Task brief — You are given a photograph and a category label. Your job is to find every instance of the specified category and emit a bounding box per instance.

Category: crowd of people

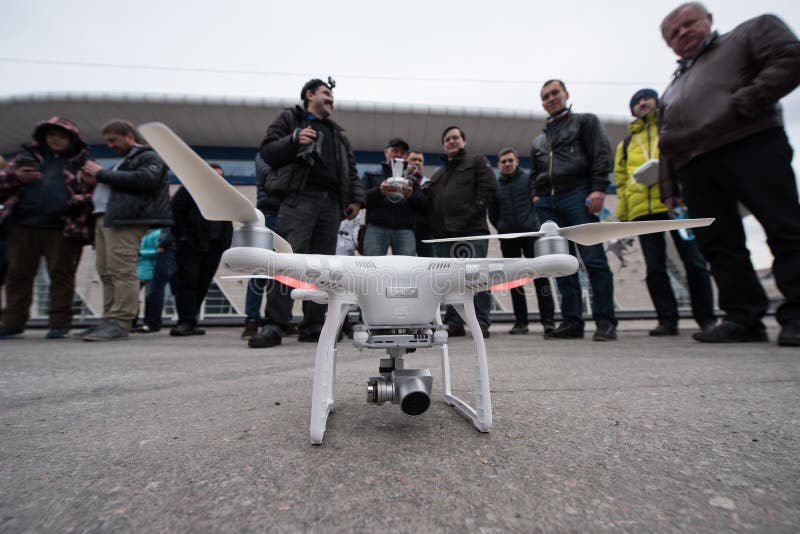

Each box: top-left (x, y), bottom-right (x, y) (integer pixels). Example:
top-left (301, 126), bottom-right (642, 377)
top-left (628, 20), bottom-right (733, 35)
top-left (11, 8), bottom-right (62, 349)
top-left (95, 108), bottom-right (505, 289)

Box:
top-left (0, 3), bottom-right (798, 347)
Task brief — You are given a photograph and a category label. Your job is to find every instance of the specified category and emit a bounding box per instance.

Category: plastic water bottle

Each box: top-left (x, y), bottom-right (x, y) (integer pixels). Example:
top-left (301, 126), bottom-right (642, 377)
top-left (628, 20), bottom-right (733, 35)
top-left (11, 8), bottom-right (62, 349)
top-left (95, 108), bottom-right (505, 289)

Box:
top-left (673, 205), bottom-right (695, 241)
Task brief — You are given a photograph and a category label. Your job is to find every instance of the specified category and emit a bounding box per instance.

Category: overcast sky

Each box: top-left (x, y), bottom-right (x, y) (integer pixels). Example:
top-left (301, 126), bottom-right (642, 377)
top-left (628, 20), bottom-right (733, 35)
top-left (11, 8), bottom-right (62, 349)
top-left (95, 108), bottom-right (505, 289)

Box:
top-left (1, 0), bottom-right (798, 268)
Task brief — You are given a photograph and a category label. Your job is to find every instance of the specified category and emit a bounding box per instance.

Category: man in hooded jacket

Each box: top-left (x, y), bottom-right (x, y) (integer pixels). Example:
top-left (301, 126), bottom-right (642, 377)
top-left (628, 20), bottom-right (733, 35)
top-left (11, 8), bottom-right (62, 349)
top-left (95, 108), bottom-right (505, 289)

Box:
top-left (0, 117), bottom-right (94, 339)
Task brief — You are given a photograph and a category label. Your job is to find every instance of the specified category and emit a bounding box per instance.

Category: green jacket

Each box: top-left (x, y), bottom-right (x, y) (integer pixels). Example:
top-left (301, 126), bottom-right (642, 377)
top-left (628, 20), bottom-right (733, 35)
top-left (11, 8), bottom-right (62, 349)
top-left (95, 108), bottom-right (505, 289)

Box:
top-left (614, 111), bottom-right (666, 221)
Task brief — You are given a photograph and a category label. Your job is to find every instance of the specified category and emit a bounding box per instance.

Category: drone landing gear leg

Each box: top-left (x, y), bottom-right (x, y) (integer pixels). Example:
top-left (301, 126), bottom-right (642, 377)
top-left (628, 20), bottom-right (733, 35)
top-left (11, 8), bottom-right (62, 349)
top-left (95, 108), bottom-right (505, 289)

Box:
top-left (440, 299), bottom-right (493, 433)
top-left (309, 297), bottom-right (353, 445)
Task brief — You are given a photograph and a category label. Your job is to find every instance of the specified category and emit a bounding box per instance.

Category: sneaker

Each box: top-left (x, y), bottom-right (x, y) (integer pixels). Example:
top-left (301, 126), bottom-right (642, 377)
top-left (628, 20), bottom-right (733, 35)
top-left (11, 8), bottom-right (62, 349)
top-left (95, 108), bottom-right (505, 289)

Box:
top-left (249, 324), bottom-right (282, 348)
top-left (509, 323), bottom-right (529, 335)
top-left (480, 324), bottom-right (491, 339)
top-left (546, 322), bottom-right (584, 339)
top-left (45, 327), bottom-right (70, 339)
top-left (170, 323), bottom-right (205, 336)
top-left (446, 324), bottom-right (466, 337)
top-left (593, 323), bottom-right (618, 341)
top-left (0, 327), bottom-right (24, 339)
top-left (83, 322), bottom-right (129, 342)
top-left (542, 320), bottom-right (556, 336)
top-left (692, 320), bottom-right (768, 343)
top-left (298, 324), bottom-right (323, 343)
top-left (777, 321), bottom-right (800, 347)
top-left (241, 319), bottom-right (260, 339)
top-left (72, 324), bottom-right (102, 339)
top-left (649, 322), bottom-right (678, 336)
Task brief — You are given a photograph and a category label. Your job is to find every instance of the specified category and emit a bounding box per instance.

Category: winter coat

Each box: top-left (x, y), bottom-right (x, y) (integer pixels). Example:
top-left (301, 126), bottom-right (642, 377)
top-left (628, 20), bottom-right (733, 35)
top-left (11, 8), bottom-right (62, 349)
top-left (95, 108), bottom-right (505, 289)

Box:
top-left (530, 112), bottom-right (613, 197)
top-left (427, 150), bottom-right (497, 237)
top-left (489, 168), bottom-right (541, 233)
top-left (0, 116), bottom-right (94, 243)
top-left (659, 14), bottom-right (800, 199)
top-left (259, 106), bottom-right (365, 217)
top-left (614, 111), bottom-right (666, 222)
top-left (96, 145), bottom-right (173, 228)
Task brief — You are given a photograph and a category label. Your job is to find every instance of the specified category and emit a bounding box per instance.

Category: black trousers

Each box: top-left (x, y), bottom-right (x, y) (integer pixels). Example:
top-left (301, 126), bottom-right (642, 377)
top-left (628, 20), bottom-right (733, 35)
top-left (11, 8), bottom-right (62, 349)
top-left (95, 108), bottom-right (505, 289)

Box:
top-left (264, 191), bottom-right (340, 331)
top-left (677, 127), bottom-right (800, 327)
top-left (637, 213), bottom-right (714, 328)
top-left (174, 240), bottom-right (227, 326)
top-left (499, 237), bottom-right (555, 325)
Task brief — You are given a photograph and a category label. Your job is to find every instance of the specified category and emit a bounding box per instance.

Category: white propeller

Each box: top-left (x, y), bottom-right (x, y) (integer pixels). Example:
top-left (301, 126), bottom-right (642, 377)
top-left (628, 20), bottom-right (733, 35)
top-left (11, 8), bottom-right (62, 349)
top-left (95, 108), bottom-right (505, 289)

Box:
top-left (138, 122), bottom-right (293, 254)
top-left (423, 218), bottom-right (714, 246)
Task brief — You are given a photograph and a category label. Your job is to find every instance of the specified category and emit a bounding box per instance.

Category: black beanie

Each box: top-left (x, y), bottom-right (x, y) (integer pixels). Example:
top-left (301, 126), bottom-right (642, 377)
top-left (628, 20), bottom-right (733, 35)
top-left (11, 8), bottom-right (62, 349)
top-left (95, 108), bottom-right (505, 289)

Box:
top-left (629, 88), bottom-right (659, 115)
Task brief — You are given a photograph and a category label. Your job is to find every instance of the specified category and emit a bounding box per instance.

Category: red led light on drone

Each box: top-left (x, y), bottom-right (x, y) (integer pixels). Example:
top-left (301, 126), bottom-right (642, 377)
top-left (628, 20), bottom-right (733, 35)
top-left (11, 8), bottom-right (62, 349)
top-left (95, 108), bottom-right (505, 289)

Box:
top-left (489, 277), bottom-right (533, 291)
top-left (273, 275), bottom-right (317, 290)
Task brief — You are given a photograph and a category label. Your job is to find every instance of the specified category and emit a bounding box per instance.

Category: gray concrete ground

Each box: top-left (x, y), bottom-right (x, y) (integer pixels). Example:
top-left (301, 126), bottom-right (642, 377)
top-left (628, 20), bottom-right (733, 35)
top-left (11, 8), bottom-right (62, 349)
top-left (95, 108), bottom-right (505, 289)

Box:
top-left (1, 319), bottom-right (798, 533)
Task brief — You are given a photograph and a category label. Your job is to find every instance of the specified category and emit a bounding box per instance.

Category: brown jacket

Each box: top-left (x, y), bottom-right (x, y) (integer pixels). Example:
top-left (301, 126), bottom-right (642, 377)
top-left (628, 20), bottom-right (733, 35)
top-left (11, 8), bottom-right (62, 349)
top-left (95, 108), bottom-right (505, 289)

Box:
top-left (658, 14), bottom-right (800, 199)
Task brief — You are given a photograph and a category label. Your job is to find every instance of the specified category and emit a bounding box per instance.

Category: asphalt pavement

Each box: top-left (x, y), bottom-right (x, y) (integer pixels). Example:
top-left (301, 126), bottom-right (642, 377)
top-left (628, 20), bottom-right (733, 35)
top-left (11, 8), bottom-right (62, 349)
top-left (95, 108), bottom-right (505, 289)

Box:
top-left (1, 319), bottom-right (798, 532)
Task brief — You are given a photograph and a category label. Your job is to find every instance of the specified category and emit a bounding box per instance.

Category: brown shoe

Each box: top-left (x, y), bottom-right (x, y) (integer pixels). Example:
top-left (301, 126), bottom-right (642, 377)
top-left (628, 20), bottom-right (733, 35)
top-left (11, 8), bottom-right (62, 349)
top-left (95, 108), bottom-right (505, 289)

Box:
top-left (241, 319), bottom-right (260, 339)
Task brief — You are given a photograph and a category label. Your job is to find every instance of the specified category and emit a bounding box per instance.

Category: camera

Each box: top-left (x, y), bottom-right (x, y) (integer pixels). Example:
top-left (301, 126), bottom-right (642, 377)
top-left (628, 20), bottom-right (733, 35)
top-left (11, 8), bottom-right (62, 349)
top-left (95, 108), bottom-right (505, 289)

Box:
top-left (16, 155), bottom-right (40, 170)
top-left (295, 128), bottom-right (324, 166)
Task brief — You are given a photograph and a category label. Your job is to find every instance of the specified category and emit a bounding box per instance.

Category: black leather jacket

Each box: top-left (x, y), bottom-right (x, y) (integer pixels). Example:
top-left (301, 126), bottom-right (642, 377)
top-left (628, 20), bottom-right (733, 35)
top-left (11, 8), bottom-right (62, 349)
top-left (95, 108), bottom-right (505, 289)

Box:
top-left (530, 112), bottom-right (612, 197)
top-left (95, 146), bottom-right (173, 228)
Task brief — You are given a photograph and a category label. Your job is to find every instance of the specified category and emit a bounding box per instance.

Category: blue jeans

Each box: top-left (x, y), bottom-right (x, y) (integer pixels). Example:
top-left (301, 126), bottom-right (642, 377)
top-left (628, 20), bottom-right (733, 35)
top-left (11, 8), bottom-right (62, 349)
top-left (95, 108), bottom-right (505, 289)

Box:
top-left (244, 210), bottom-right (278, 321)
top-left (435, 239), bottom-right (492, 327)
top-left (363, 224), bottom-right (416, 256)
top-left (534, 186), bottom-right (616, 329)
top-left (144, 248), bottom-right (176, 330)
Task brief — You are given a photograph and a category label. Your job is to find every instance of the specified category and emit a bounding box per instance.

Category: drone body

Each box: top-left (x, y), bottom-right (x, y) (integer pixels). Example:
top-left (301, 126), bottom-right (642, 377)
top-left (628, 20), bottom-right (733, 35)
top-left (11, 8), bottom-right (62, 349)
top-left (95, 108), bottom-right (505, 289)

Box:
top-left (221, 246), bottom-right (578, 327)
top-left (139, 122), bottom-right (713, 445)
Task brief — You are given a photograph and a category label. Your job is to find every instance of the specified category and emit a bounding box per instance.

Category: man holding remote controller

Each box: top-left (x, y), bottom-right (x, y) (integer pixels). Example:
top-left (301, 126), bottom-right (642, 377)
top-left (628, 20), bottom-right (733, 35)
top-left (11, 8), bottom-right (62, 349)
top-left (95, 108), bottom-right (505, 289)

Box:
top-left (360, 137), bottom-right (425, 257)
top-left (615, 88), bottom-right (714, 338)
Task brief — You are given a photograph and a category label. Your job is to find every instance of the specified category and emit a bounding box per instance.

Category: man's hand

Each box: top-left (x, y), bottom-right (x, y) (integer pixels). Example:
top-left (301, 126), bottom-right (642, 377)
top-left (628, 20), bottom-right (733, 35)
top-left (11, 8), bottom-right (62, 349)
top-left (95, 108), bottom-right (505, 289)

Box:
top-left (14, 166), bottom-right (42, 184)
top-left (585, 191), bottom-right (606, 214)
top-left (296, 126), bottom-right (317, 146)
top-left (82, 160), bottom-right (103, 177)
top-left (379, 179), bottom-right (393, 196)
top-left (401, 180), bottom-right (412, 199)
top-left (345, 203), bottom-right (361, 220)
top-left (663, 196), bottom-right (683, 218)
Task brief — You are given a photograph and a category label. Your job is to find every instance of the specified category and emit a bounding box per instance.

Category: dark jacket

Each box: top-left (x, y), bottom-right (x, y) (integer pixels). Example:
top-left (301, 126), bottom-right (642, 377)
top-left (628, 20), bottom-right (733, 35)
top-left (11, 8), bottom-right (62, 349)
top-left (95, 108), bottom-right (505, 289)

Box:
top-left (427, 150), bottom-right (497, 237)
top-left (361, 162), bottom-right (426, 230)
top-left (658, 14), bottom-right (800, 199)
top-left (95, 145), bottom-right (173, 228)
top-left (489, 168), bottom-right (541, 234)
top-left (0, 116), bottom-right (94, 244)
top-left (171, 186), bottom-right (233, 252)
top-left (530, 112), bottom-right (613, 197)
top-left (259, 106), bottom-right (365, 217)
top-left (254, 152), bottom-right (280, 216)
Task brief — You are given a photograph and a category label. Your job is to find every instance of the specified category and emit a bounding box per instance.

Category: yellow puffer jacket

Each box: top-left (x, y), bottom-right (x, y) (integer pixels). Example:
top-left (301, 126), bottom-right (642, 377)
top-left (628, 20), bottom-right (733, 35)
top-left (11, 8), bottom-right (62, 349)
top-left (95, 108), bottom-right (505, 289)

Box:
top-left (614, 111), bottom-right (667, 221)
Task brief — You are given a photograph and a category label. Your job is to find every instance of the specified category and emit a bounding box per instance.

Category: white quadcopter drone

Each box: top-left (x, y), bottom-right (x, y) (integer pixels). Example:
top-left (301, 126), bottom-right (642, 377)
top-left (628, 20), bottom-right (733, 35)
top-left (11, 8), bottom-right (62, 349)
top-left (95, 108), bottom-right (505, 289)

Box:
top-left (139, 123), bottom-right (713, 446)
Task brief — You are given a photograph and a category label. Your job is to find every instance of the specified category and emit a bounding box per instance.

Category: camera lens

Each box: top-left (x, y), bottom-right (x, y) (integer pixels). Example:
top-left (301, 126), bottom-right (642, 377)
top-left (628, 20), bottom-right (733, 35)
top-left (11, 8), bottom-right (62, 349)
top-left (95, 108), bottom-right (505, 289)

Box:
top-left (400, 391), bottom-right (430, 416)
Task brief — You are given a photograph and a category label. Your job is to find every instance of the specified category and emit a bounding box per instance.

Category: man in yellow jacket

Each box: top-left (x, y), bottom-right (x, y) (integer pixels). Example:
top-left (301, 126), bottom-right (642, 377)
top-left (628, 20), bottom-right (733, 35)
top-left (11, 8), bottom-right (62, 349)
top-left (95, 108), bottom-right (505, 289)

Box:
top-left (614, 88), bottom-right (715, 336)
